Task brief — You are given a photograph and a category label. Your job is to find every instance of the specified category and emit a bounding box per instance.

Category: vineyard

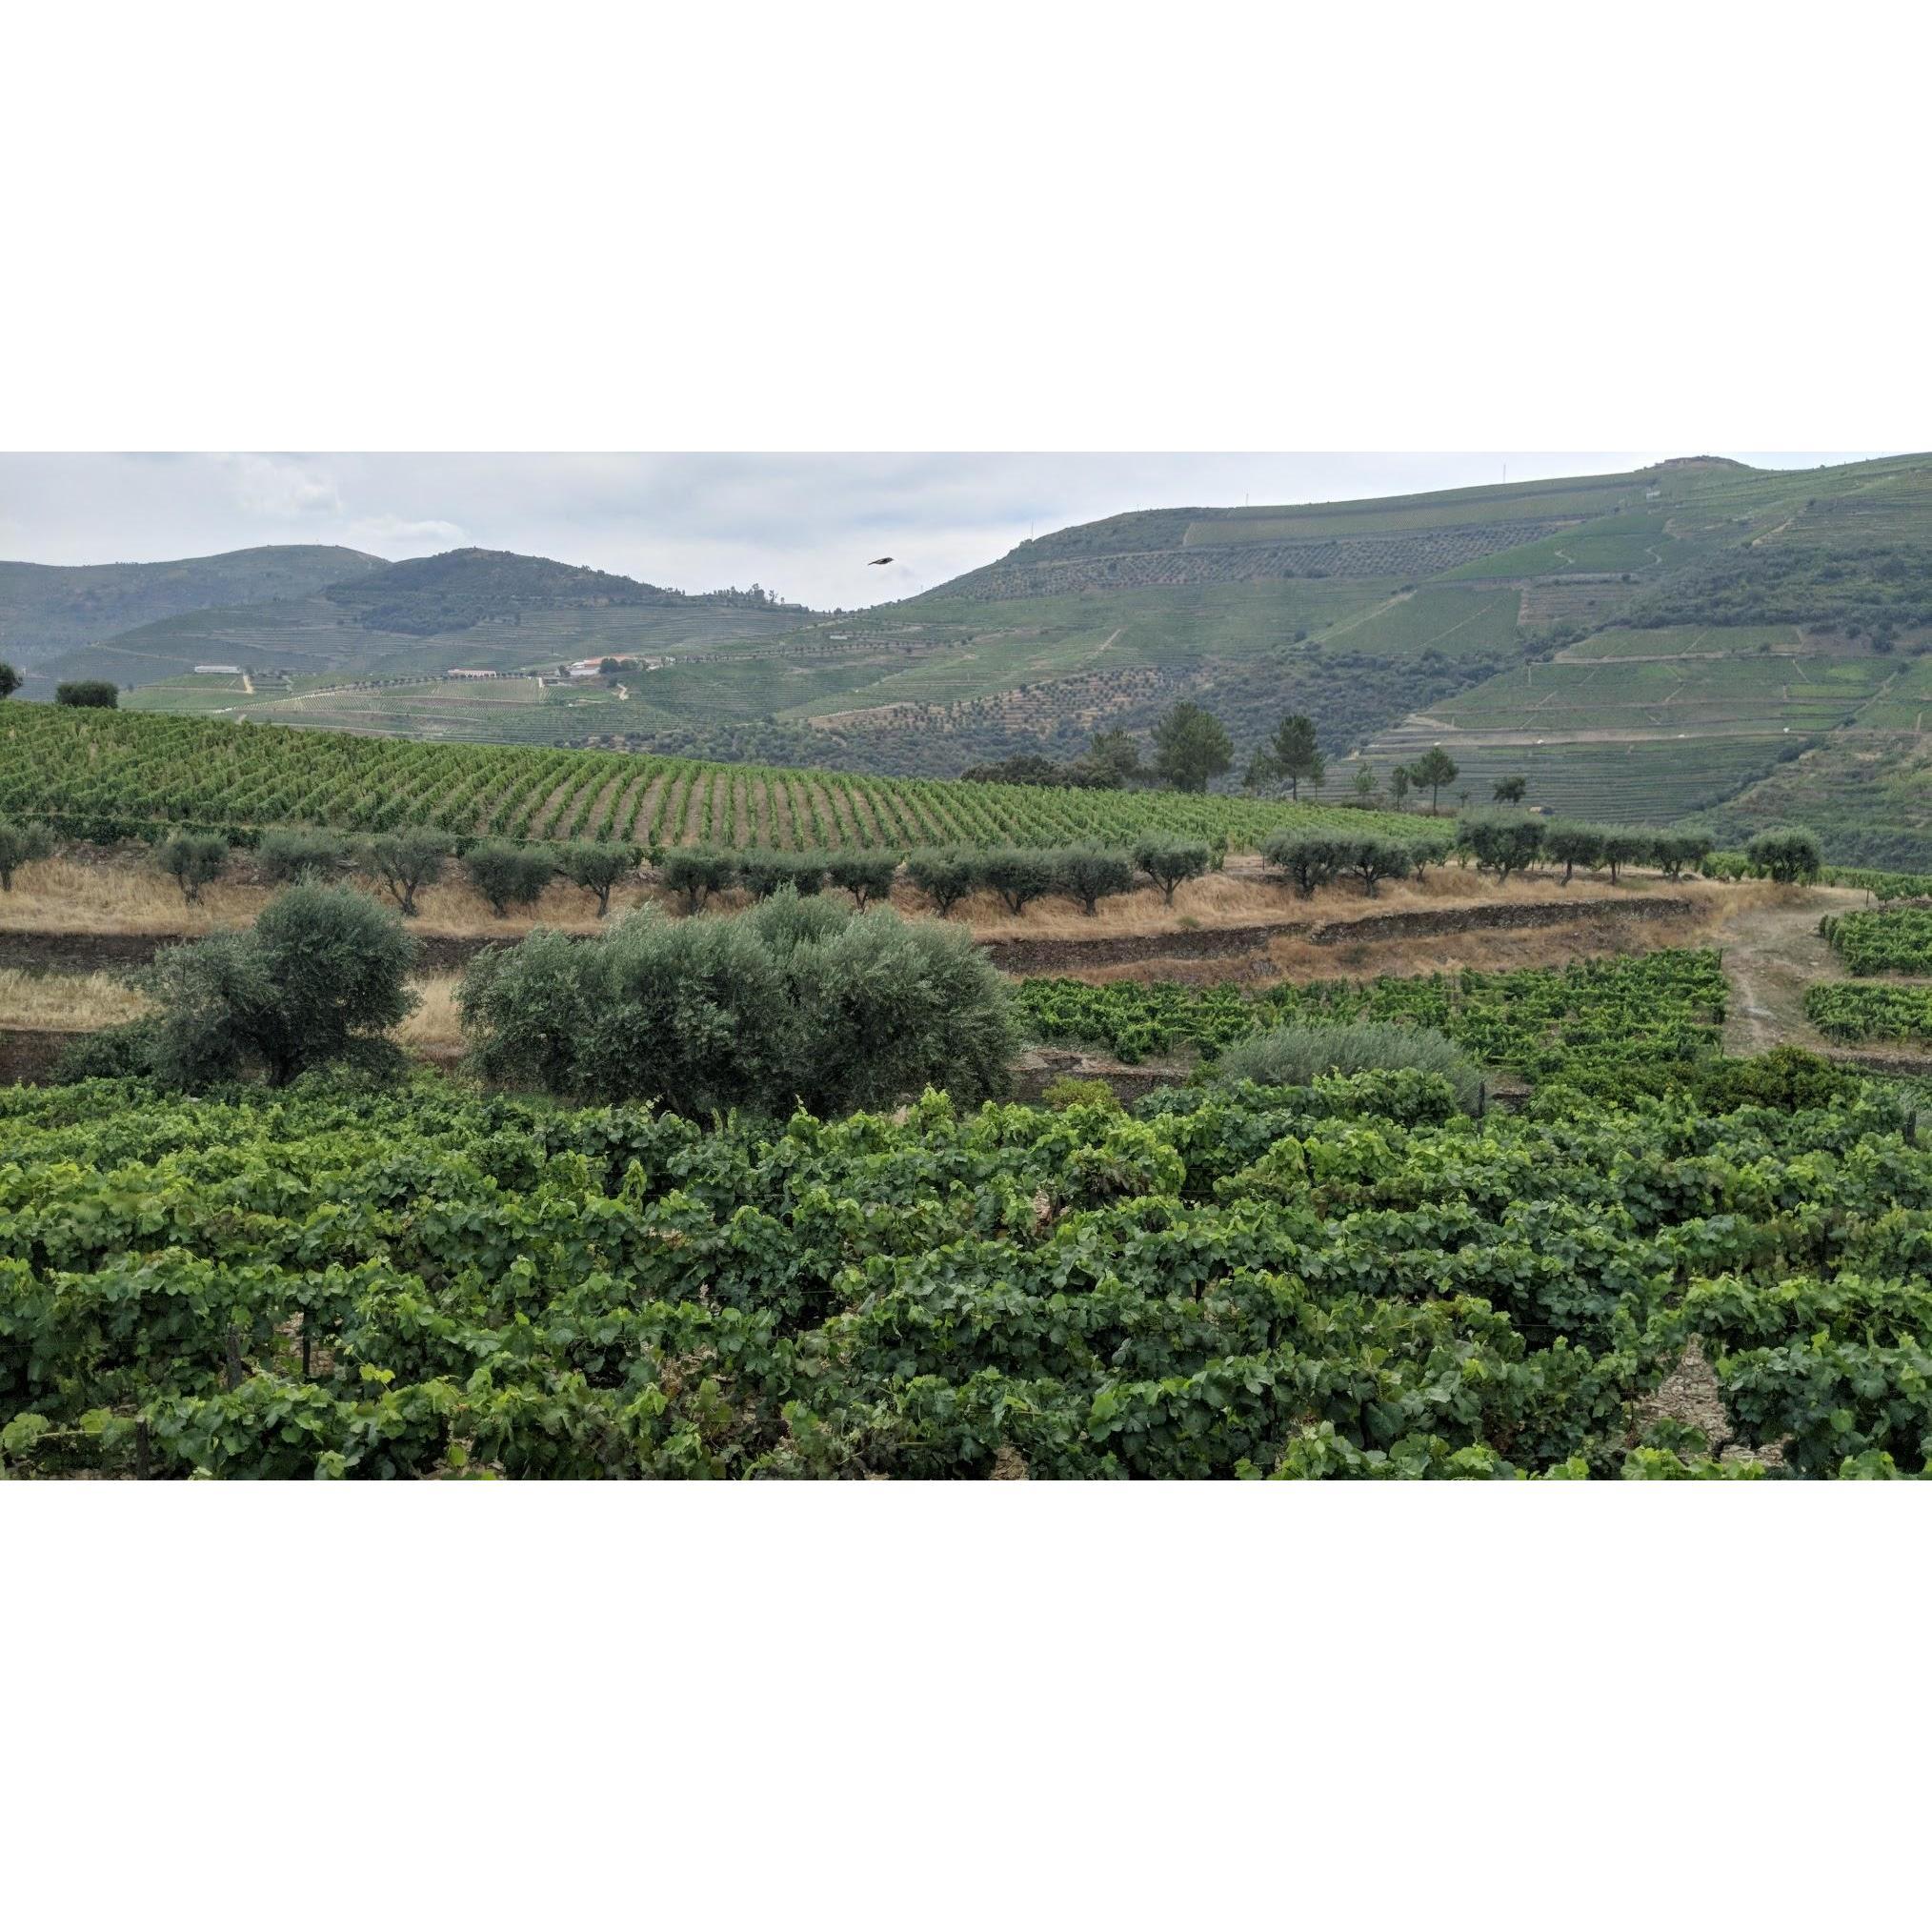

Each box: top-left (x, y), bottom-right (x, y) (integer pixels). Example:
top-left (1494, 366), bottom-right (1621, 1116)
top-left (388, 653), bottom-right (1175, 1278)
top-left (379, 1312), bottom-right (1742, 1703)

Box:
top-left (1, 1044), bottom-right (1921, 1479)
top-left (1016, 951), bottom-right (1728, 1079)
top-left (1820, 908), bottom-right (1932, 975)
top-left (1803, 983), bottom-right (1932, 1044)
top-left (0, 706), bottom-right (1412, 853)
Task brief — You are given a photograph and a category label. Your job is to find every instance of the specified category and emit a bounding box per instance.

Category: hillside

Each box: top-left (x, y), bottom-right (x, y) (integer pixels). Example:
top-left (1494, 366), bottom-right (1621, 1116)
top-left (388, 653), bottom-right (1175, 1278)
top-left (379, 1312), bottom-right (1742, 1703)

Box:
top-left (64, 548), bottom-right (812, 692)
top-left (43, 455), bottom-right (1932, 867)
top-left (321, 546), bottom-right (797, 634)
top-left (0, 545), bottom-right (386, 687)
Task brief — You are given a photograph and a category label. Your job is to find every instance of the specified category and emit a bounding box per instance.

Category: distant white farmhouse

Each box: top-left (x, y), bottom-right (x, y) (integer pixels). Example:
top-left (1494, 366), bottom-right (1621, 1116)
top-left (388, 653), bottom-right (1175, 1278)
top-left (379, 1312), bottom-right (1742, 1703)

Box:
top-left (193, 663), bottom-right (243, 674)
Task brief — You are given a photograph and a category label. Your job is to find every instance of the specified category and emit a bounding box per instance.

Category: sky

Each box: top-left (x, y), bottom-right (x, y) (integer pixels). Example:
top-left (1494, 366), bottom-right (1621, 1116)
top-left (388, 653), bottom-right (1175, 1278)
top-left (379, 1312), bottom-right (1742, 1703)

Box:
top-left (0, 453), bottom-right (1886, 614)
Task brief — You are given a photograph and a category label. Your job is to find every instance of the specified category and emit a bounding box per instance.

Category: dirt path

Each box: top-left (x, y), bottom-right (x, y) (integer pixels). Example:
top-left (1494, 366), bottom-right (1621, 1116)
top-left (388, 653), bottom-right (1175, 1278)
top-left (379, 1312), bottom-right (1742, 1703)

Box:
top-left (1712, 885), bottom-right (1862, 1053)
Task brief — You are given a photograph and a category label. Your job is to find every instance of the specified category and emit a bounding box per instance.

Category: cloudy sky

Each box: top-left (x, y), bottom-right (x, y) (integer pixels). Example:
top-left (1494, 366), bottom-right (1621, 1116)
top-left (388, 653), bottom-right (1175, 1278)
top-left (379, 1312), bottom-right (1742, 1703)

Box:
top-left (0, 453), bottom-right (1883, 613)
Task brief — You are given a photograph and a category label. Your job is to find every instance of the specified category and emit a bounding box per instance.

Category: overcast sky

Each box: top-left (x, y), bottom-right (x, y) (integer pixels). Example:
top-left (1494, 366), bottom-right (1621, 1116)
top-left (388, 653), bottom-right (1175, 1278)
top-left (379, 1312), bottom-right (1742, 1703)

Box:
top-left (0, 453), bottom-right (1884, 613)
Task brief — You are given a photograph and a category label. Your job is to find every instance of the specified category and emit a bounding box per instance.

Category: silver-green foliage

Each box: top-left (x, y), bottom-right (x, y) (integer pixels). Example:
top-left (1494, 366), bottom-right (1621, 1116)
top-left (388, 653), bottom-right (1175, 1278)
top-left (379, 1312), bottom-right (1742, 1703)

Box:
top-left (1214, 1019), bottom-right (1484, 1114)
top-left (458, 888), bottom-right (1016, 1117)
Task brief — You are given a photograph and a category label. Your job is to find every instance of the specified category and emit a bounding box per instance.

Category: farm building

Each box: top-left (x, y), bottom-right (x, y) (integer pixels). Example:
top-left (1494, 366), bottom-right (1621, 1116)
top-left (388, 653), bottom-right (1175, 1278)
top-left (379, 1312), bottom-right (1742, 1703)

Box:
top-left (193, 663), bottom-right (243, 674)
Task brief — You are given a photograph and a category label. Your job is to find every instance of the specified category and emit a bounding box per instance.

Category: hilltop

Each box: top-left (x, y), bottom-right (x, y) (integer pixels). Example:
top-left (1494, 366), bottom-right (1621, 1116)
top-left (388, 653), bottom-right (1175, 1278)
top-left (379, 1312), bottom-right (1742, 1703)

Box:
top-left (322, 547), bottom-right (798, 635)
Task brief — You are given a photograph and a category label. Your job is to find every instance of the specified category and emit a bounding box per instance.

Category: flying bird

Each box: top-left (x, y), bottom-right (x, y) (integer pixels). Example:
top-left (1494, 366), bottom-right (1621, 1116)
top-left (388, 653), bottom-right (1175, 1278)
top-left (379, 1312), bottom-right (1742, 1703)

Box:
top-left (868, 555), bottom-right (894, 566)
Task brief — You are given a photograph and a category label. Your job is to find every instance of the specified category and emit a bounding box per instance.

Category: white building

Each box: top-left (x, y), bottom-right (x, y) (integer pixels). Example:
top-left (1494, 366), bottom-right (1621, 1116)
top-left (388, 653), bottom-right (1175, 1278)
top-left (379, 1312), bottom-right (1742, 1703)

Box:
top-left (193, 663), bottom-right (243, 674)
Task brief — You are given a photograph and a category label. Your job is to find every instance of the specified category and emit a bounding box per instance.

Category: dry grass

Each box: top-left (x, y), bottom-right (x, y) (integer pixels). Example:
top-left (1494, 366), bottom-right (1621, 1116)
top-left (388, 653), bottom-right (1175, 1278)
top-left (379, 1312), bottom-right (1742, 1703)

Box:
top-left (395, 976), bottom-right (466, 1055)
top-left (0, 967), bottom-right (153, 1031)
top-left (0, 857), bottom-right (266, 936)
top-left (2, 849), bottom-right (1741, 956)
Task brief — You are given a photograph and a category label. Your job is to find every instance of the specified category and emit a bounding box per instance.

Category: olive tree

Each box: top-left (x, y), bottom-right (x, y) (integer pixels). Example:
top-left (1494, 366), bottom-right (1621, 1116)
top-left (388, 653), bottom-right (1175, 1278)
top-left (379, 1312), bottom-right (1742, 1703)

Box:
top-left (738, 849), bottom-right (825, 899)
top-left (980, 847), bottom-right (1057, 916)
top-left (157, 832), bottom-right (229, 904)
top-left (659, 845), bottom-right (737, 914)
top-left (1544, 822), bottom-right (1605, 886)
top-left (555, 840), bottom-right (638, 916)
top-left (1131, 834), bottom-right (1211, 905)
top-left (141, 884), bottom-right (417, 1089)
top-left (0, 818), bottom-right (54, 891)
top-left (1261, 829), bottom-right (1352, 898)
top-left (1748, 826), bottom-right (1822, 883)
top-left (1458, 812), bottom-right (1546, 884)
top-left (464, 839), bottom-right (554, 917)
top-left (1600, 827), bottom-right (1655, 884)
top-left (1055, 846), bottom-right (1137, 916)
top-left (458, 889), bottom-right (1015, 1117)
top-left (358, 827), bottom-right (449, 916)
top-left (906, 848), bottom-right (978, 916)
top-left (824, 850), bottom-right (898, 909)
top-left (257, 827), bottom-right (350, 885)
top-left (1343, 835), bottom-right (1413, 897)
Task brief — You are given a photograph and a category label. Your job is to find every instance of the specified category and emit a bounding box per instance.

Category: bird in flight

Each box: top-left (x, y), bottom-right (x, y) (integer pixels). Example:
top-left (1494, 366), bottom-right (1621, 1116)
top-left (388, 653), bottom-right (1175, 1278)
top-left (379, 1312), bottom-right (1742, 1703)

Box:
top-left (868, 555), bottom-right (894, 566)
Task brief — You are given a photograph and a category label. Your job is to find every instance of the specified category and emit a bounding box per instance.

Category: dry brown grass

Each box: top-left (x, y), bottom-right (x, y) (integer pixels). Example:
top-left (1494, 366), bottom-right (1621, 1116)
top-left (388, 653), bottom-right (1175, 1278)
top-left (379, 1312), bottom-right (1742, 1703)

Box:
top-left (395, 976), bottom-right (466, 1055)
top-left (0, 857), bottom-right (267, 936)
top-left (1, 849), bottom-right (1743, 957)
top-left (0, 967), bottom-right (154, 1031)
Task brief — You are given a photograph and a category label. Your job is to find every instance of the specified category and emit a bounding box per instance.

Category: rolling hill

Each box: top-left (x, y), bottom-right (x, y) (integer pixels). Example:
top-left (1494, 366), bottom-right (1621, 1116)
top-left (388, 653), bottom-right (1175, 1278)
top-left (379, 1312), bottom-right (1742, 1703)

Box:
top-left (53, 548), bottom-right (810, 692)
top-left (0, 544), bottom-right (386, 687)
top-left (33, 453), bottom-right (1932, 866)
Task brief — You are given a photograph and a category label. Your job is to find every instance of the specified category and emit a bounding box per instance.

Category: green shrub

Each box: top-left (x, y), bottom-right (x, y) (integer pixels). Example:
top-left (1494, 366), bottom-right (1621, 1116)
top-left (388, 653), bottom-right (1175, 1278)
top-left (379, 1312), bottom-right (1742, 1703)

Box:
top-left (555, 840), bottom-right (638, 916)
top-left (906, 847), bottom-right (978, 916)
top-left (659, 845), bottom-right (736, 914)
top-left (824, 849), bottom-right (898, 908)
top-left (458, 889), bottom-right (1015, 1117)
top-left (1748, 825), bottom-right (1823, 883)
top-left (1213, 1020), bottom-right (1483, 1114)
top-left (0, 818), bottom-right (54, 892)
top-left (464, 839), bottom-right (554, 916)
top-left (157, 832), bottom-right (229, 904)
top-left (53, 1017), bottom-right (162, 1082)
top-left (1055, 845), bottom-right (1137, 916)
top-left (54, 679), bottom-right (117, 709)
top-left (141, 883), bottom-right (418, 1089)
top-left (356, 827), bottom-right (449, 916)
top-left (257, 827), bottom-right (350, 885)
